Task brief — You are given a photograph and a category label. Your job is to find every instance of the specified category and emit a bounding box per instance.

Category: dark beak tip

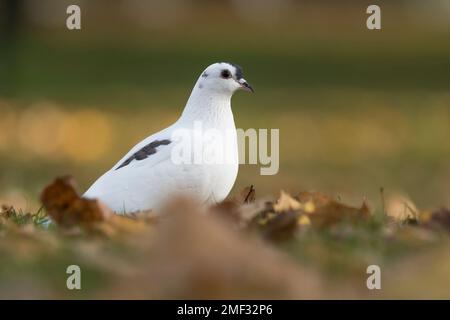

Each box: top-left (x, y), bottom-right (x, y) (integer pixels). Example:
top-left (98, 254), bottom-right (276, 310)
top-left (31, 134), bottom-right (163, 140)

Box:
top-left (244, 82), bottom-right (254, 93)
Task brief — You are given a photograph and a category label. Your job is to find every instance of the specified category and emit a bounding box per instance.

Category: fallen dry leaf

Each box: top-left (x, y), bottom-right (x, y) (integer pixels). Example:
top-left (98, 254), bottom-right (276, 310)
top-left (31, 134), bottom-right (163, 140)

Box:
top-left (40, 176), bottom-right (112, 228)
top-left (421, 207), bottom-right (450, 232)
top-left (262, 210), bottom-right (301, 241)
top-left (297, 191), bottom-right (370, 228)
top-left (40, 176), bottom-right (148, 235)
top-left (246, 191), bottom-right (370, 241)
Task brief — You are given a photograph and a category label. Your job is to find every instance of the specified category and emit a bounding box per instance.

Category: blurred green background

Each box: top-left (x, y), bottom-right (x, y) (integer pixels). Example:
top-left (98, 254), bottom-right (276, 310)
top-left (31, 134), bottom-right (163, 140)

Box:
top-left (1, 0), bottom-right (449, 212)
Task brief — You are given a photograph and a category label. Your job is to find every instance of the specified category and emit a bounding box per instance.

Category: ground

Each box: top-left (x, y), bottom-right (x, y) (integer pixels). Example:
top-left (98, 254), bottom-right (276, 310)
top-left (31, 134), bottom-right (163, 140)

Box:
top-left (1, 178), bottom-right (449, 299)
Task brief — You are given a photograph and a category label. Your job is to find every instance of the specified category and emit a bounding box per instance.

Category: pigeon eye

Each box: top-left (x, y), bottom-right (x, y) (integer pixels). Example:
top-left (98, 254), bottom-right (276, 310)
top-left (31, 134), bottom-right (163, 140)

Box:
top-left (221, 70), bottom-right (231, 79)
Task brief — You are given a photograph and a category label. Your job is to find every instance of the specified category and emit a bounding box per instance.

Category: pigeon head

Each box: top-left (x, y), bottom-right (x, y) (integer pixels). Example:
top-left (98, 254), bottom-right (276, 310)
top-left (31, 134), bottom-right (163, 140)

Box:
top-left (197, 62), bottom-right (254, 95)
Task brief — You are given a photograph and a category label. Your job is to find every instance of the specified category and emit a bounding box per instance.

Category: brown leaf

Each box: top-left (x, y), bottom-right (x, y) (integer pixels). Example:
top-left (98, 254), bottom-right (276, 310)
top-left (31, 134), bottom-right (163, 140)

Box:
top-left (297, 191), bottom-right (333, 208)
top-left (421, 208), bottom-right (450, 232)
top-left (40, 176), bottom-right (112, 228)
top-left (263, 210), bottom-right (301, 242)
top-left (41, 176), bottom-right (150, 236)
top-left (297, 191), bottom-right (370, 228)
top-left (250, 191), bottom-right (370, 240)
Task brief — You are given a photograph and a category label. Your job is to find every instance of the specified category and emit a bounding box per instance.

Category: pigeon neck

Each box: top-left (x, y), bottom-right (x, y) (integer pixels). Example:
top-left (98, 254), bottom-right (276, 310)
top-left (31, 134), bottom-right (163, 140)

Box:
top-left (179, 86), bottom-right (234, 128)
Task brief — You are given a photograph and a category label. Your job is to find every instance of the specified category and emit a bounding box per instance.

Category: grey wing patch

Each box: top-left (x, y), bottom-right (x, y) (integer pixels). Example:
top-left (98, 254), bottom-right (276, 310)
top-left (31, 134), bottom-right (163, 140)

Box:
top-left (115, 139), bottom-right (171, 170)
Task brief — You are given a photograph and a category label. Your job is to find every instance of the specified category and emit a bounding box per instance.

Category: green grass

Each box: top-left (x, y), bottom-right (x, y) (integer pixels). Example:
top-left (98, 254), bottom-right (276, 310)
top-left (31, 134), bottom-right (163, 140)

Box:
top-left (0, 205), bottom-right (49, 228)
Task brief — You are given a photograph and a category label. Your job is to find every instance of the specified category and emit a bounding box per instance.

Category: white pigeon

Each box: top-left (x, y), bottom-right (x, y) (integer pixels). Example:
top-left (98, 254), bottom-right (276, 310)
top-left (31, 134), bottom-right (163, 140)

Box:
top-left (83, 62), bottom-right (253, 213)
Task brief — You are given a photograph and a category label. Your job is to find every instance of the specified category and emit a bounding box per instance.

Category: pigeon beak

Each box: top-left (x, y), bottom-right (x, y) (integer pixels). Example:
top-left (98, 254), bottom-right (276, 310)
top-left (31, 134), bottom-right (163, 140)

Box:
top-left (238, 78), bottom-right (254, 93)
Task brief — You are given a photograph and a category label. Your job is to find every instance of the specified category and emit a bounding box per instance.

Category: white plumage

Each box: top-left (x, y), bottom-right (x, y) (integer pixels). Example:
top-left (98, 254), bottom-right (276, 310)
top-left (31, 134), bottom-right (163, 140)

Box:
top-left (83, 62), bottom-right (253, 213)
